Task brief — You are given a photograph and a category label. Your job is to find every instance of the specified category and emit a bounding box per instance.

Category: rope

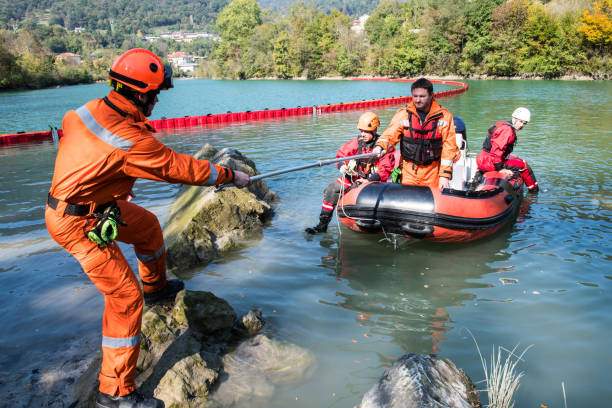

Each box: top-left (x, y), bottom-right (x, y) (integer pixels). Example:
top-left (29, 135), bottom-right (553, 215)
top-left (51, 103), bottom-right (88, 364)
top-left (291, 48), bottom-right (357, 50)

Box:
top-left (335, 179), bottom-right (400, 249)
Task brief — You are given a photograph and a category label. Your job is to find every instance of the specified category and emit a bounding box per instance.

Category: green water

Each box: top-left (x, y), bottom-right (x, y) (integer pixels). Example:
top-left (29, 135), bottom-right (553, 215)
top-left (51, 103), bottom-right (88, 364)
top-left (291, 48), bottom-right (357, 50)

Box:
top-left (0, 79), bottom-right (610, 407)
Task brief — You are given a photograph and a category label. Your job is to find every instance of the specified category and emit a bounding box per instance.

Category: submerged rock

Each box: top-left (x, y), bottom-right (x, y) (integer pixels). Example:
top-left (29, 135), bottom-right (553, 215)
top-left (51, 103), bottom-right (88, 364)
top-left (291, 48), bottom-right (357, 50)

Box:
top-left (71, 290), bottom-right (316, 407)
top-left (164, 145), bottom-right (278, 275)
top-left (211, 335), bottom-right (316, 406)
top-left (359, 354), bottom-right (480, 408)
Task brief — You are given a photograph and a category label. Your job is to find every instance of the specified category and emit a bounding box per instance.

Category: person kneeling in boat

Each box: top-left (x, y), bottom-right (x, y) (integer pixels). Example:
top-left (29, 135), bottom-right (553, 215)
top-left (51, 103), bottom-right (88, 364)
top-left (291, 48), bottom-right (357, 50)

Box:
top-left (476, 107), bottom-right (539, 193)
top-left (372, 78), bottom-right (458, 189)
top-left (305, 112), bottom-right (396, 234)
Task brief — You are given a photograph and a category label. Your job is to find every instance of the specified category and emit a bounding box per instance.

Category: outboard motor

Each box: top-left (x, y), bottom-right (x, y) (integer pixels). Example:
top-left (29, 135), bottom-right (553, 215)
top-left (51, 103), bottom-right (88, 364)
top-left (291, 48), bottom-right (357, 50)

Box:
top-left (450, 116), bottom-right (475, 190)
top-left (454, 116), bottom-right (467, 151)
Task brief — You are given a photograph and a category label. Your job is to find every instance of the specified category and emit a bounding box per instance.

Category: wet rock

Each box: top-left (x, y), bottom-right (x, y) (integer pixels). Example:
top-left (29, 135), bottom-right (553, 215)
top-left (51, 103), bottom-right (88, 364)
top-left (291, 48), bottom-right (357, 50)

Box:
top-left (241, 310), bottom-right (264, 335)
top-left (171, 290), bottom-right (237, 334)
top-left (211, 334), bottom-right (317, 406)
top-left (153, 352), bottom-right (219, 406)
top-left (164, 145), bottom-right (278, 275)
top-left (71, 290), bottom-right (316, 408)
top-left (359, 354), bottom-right (480, 408)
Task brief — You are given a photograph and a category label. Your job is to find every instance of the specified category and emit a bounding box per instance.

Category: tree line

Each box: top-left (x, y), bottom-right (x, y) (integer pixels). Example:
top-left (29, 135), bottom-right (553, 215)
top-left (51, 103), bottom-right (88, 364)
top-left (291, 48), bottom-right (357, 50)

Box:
top-left (212, 0), bottom-right (611, 79)
top-left (0, 0), bottom-right (610, 90)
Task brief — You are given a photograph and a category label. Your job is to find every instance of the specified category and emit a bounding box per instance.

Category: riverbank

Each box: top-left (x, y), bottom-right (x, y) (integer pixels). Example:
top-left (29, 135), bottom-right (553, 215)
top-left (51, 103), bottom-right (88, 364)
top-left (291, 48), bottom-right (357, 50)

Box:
top-left (2, 71), bottom-right (608, 93)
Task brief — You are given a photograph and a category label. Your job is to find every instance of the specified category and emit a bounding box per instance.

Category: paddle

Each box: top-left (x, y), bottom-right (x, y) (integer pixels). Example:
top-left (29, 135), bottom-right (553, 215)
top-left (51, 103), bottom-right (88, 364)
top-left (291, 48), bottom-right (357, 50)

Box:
top-left (220, 152), bottom-right (378, 187)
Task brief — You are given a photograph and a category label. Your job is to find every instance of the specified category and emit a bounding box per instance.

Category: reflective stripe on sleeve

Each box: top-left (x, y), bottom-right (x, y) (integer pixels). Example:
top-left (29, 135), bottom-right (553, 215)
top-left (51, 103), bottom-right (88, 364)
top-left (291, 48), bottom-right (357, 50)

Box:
top-left (135, 244), bottom-right (165, 264)
top-left (75, 106), bottom-right (133, 151)
top-left (102, 333), bottom-right (141, 349)
top-left (441, 159), bottom-right (454, 167)
top-left (205, 164), bottom-right (219, 186)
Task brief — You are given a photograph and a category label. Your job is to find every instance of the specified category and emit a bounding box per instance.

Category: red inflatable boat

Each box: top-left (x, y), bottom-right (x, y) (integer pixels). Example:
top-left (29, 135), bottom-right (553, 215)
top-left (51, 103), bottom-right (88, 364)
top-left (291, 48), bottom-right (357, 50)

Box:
top-left (338, 159), bottom-right (524, 243)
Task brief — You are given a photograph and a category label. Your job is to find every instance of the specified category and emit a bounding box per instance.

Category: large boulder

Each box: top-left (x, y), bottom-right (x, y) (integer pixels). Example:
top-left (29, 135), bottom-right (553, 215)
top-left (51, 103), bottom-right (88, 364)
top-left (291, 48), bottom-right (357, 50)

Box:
top-left (359, 354), bottom-right (481, 408)
top-left (71, 290), bottom-right (316, 408)
top-left (164, 145), bottom-right (278, 275)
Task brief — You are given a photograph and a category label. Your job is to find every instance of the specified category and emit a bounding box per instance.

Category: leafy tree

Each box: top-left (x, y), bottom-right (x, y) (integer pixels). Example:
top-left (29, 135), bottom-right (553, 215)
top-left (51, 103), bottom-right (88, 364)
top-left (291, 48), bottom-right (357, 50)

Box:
top-left (578, 0), bottom-right (612, 51)
top-left (273, 31), bottom-right (292, 78)
top-left (364, 0), bottom-right (404, 45)
top-left (216, 0), bottom-right (262, 42)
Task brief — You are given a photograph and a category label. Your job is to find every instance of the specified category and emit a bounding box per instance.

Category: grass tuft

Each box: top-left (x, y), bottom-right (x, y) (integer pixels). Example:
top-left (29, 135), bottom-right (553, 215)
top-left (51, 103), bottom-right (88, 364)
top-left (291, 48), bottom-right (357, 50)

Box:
top-left (467, 329), bottom-right (533, 408)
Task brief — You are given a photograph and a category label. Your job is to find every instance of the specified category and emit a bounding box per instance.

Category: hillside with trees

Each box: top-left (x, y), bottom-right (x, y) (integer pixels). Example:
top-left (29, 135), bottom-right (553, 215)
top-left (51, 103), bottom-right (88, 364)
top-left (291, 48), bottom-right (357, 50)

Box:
top-left (0, 0), bottom-right (229, 33)
top-left (0, 0), bottom-right (610, 90)
top-left (212, 0), bottom-right (610, 79)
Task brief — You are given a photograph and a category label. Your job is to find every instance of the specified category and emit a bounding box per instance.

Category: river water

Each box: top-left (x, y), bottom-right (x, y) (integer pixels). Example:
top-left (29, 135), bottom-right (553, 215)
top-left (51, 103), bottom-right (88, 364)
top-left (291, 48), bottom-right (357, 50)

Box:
top-left (0, 79), bottom-right (610, 407)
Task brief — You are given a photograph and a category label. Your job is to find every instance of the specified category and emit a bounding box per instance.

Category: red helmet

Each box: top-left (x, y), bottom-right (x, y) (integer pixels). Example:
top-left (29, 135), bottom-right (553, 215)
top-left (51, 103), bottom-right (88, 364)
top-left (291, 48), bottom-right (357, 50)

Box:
top-left (108, 48), bottom-right (173, 93)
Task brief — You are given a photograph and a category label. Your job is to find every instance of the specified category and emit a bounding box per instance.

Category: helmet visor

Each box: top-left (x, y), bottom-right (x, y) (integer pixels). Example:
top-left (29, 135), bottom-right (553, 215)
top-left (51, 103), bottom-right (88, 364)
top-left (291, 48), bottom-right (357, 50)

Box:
top-left (160, 64), bottom-right (174, 90)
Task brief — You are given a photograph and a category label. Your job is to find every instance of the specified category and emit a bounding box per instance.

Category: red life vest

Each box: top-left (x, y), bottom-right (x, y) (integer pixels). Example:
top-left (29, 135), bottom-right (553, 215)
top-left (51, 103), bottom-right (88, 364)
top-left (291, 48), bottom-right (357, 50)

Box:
top-left (483, 121), bottom-right (516, 159)
top-left (400, 111), bottom-right (443, 165)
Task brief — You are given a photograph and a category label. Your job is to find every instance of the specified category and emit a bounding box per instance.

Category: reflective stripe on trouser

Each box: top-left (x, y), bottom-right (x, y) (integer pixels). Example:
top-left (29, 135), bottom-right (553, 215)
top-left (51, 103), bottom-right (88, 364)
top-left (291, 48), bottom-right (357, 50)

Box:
top-left (504, 157), bottom-right (538, 190)
top-left (400, 160), bottom-right (441, 187)
top-left (45, 200), bottom-right (167, 396)
top-left (323, 179), bottom-right (351, 209)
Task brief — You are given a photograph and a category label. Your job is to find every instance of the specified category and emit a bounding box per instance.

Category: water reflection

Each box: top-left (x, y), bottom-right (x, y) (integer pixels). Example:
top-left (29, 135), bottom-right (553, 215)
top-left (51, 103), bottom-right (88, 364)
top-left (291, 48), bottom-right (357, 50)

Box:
top-left (317, 227), bottom-right (517, 355)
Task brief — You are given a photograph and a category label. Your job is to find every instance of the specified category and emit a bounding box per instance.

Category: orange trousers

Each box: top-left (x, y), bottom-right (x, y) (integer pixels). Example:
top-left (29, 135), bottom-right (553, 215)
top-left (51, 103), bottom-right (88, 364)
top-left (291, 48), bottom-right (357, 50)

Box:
top-left (400, 160), bottom-right (441, 187)
top-left (45, 200), bottom-right (167, 396)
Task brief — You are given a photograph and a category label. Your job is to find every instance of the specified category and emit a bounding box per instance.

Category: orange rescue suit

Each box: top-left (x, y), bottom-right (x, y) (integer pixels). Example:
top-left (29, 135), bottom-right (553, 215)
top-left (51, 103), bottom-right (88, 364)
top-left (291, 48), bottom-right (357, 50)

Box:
top-left (45, 90), bottom-right (234, 396)
top-left (376, 99), bottom-right (457, 186)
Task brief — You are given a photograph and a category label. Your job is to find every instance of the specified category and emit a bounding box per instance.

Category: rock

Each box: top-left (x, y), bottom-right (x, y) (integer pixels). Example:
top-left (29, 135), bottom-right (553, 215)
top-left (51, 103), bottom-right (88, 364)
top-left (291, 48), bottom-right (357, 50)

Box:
top-left (71, 291), bottom-right (316, 408)
top-left (359, 354), bottom-right (480, 408)
top-left (164, 145), bottom-right (277, 274)
top-left (171, 290), bottom-right (237, 334)
top-left (241, 310), bottom-right (264, 335)
top-left (153, 352), bottom-right (219, 406)
top-left (211, 335), bottom-right (317, 406)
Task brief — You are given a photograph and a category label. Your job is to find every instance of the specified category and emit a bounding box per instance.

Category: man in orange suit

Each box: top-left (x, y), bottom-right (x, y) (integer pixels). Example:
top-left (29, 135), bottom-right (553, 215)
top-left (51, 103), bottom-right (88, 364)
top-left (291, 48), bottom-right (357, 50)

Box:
top-left (45, 48), bottom-right (250, 408)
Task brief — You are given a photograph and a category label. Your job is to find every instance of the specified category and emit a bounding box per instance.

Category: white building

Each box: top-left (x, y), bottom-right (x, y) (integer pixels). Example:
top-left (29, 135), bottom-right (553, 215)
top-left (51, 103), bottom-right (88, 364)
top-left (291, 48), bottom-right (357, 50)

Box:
top-left (167, 51), bottom-right (198, 73)
top-left (351, 14), bottom-right (369, 33)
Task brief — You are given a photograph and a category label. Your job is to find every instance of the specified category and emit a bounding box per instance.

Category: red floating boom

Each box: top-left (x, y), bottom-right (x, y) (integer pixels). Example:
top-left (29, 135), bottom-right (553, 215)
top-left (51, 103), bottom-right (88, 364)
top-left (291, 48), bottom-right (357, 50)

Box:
top-left (0, 79), bottom-right (467, 147)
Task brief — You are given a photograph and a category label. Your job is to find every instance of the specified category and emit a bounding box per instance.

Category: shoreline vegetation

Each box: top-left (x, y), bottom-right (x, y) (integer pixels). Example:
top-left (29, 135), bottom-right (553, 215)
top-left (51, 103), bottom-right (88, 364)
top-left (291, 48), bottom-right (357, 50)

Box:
top-left (1, 0), bottom-right (610, 91)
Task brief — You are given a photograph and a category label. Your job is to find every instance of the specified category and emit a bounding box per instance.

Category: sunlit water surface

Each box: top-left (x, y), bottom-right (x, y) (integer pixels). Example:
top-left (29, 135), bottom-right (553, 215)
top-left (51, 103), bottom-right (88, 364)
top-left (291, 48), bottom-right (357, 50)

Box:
top-left (0, 79), bottom-right (610, 407)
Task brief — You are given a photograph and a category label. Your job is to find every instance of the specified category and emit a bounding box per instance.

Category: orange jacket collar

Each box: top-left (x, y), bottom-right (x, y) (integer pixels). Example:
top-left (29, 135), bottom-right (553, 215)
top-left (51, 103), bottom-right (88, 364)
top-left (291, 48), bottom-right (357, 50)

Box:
top-left (406, 99), bottom-right (443, 121)
top-left (106, 90), bottom-right (153, 129)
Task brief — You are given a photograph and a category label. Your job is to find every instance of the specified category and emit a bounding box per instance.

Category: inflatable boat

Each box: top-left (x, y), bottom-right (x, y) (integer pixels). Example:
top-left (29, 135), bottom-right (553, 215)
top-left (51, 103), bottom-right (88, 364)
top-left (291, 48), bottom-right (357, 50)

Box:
top-left (337, 123), bottom-right (524, 242)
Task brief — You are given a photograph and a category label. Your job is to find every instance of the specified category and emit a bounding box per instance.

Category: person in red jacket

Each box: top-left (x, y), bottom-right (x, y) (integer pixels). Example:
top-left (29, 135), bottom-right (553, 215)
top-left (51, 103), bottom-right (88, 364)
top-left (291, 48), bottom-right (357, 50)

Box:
top-left (476, 107), bottom-right (539, 193)
top-left (45, 49), bottom-right (250, 408)
top-left (305, 112), bottom-right (395, 234)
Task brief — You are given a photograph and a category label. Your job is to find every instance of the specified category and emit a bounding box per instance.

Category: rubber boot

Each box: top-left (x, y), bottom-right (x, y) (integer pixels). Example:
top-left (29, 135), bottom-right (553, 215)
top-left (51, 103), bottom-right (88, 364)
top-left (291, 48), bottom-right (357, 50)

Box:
top-left (144, 279), bottom-right (184, 305)
top-left (96, 389), bottom-right (163, 408)
top-left (305, 210), bottom-right (333, 234)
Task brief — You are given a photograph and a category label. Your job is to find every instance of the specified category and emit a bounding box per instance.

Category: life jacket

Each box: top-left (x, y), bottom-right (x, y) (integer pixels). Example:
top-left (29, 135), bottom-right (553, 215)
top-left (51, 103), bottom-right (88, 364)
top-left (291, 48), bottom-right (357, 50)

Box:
top-left (400, 111), bottom-right (443, 165)
top-left (483, 121), bottom-right (515, 158)
top-left (355, 134), bottom-right (379, 177)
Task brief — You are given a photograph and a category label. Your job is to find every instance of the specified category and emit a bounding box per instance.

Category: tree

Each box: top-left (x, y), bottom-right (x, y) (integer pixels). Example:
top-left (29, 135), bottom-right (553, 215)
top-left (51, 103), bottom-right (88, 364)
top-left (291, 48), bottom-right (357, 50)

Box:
top-left (364, 0), bottom-right (404, 45)
top-left (273, 31), bottom-right (291, 78)
top-left (578, 0), bottom-right (612, 52)
top-left (216, 0), bottom-right (262, 42)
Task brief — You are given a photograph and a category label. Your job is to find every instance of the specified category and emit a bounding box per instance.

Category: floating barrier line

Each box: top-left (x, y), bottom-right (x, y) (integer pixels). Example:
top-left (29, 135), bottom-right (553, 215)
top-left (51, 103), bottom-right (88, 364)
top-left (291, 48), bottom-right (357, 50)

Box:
top-left (0, 79), bottom-right (467, 147)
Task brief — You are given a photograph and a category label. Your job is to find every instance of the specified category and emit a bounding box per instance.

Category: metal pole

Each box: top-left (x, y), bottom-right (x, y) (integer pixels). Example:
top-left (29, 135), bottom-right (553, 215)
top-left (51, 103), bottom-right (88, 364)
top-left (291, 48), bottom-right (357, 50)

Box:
top-left (249, 152), bottom-right (378, 182)
top-left (219, 152), bottom-right (378, 187)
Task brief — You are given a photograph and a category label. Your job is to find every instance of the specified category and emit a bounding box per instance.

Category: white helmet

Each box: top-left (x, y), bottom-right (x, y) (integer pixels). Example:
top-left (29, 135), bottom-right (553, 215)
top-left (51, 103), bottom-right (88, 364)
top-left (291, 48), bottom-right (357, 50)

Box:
top-left (512, 107), bottom-right (531, 122)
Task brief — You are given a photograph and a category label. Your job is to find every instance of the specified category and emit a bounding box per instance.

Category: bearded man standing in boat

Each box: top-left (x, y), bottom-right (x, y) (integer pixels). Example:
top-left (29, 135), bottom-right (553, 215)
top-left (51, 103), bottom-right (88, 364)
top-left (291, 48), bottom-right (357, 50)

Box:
top-left (45, 48), bottom-right (250, 408)
top-left (305, 111), bottom-right (396, 234)
top-left (476, 107), bottom-right (539, 193)
top-left (372, 78), bottom-right (458, 189)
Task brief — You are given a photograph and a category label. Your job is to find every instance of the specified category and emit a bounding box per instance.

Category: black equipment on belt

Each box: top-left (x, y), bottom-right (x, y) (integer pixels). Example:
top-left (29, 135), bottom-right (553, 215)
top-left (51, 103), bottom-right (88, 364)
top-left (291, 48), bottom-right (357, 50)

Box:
top-left (84, 204), bottom-right (127, 247)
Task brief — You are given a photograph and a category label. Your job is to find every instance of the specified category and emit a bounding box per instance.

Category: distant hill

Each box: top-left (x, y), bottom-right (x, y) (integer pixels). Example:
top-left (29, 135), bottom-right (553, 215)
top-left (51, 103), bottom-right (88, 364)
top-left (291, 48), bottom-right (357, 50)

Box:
top-left (257, 0), bottom-right (375, 17)
top-left (0, 0), bottom-right (231, 33)
top-left (0, 0), bottom-right (378, 33)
